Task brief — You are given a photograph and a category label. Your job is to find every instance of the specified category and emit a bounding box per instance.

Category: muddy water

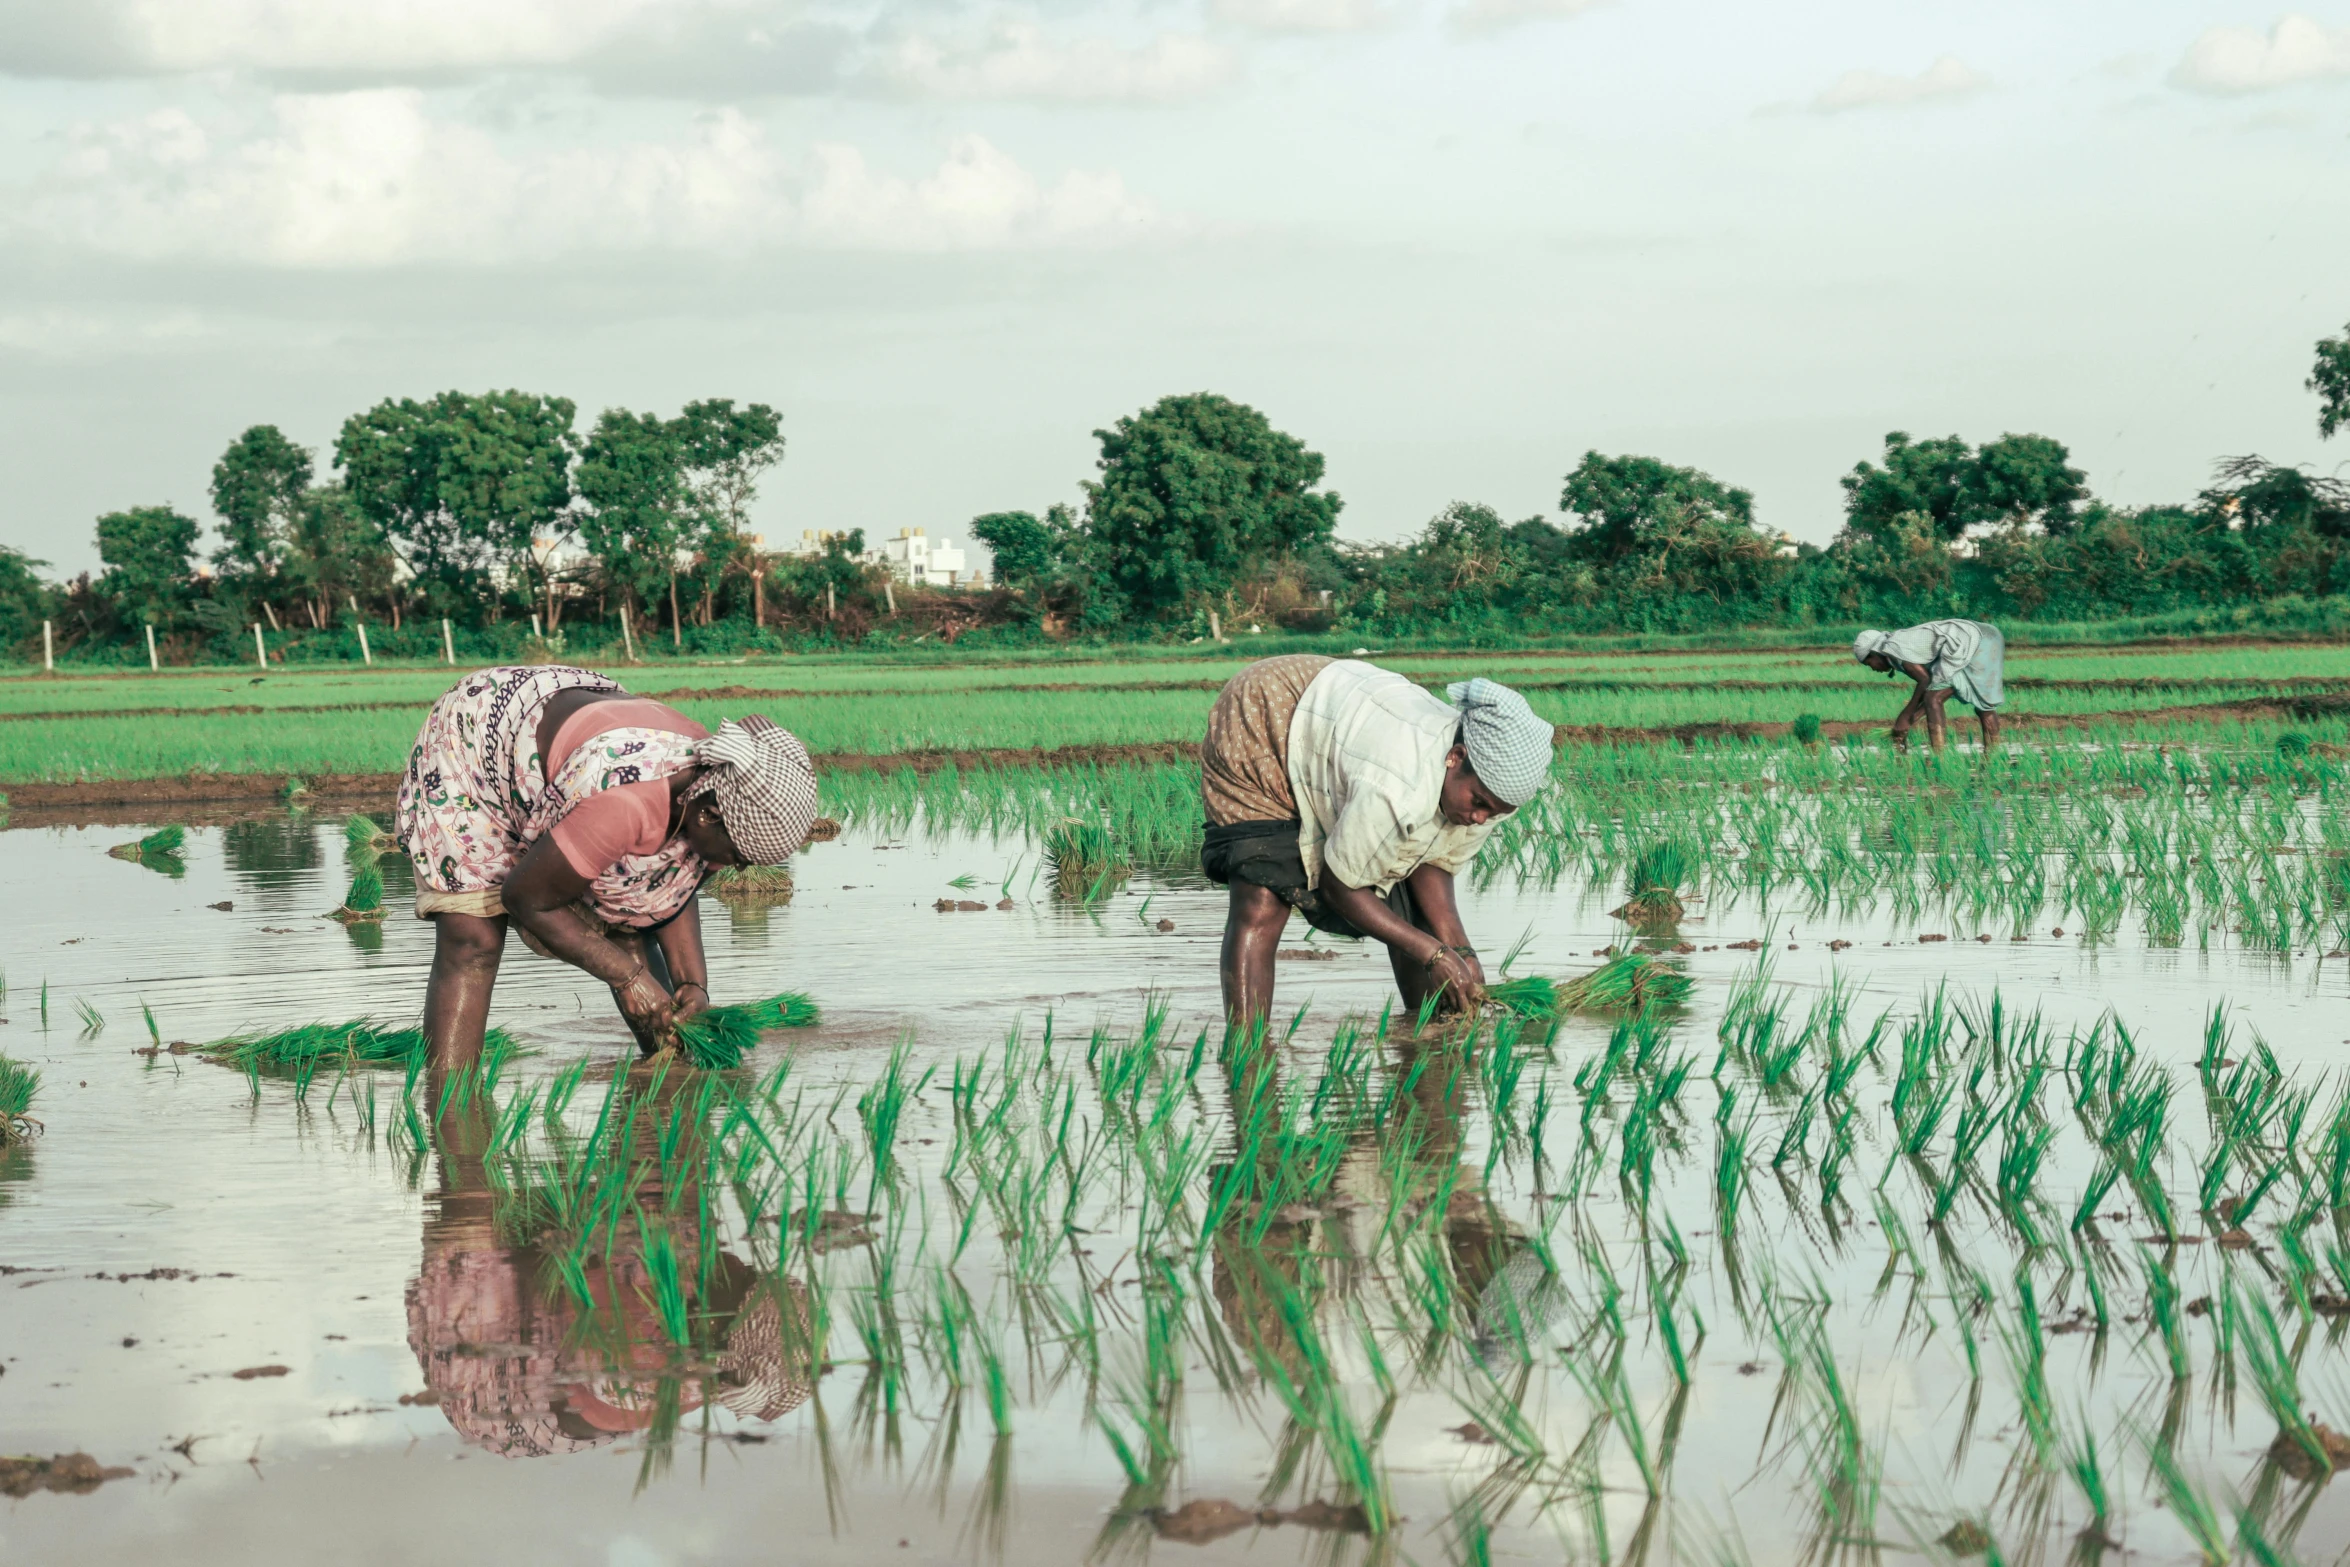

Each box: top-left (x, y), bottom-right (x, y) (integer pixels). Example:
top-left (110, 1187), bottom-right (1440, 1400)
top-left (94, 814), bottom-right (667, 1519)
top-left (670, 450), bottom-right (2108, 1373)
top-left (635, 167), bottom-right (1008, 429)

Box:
top-left (5, 809), bottom-right (2350, 1564)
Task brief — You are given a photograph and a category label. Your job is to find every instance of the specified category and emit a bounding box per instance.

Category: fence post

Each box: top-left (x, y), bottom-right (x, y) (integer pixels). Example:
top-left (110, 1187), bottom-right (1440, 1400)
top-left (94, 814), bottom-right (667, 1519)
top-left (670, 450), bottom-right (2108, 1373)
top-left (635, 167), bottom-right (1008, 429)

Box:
top-left (884, 580), bottom-right (897, 616)
top-left (620, 603), bottom-right (636, 662)
top-left (826, 583), bottom-right (836, 620)
top-left (530, 612), bottom-right (542, 640)
top-left (42, 619), bottom-right (53, 672)
top-left (1209, 610), bottom-right (1222, 643)
top-left (356, 620), bottom-right (372, 666)
top-left (253, 623), bottom-right (267, 670)
top-left (442, 619), bottom-right (454, 666)
top-left (145, 623), bottom-right (158, 671)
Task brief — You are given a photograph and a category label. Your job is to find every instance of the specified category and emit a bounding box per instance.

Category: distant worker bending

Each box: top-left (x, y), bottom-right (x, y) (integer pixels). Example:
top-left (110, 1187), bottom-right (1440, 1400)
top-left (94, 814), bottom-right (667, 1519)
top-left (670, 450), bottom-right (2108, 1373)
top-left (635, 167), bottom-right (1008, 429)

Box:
top-left (1853, 619), bottom-right (2006, 752)
top-left (1199, 656), bottom-right (1556, 1031)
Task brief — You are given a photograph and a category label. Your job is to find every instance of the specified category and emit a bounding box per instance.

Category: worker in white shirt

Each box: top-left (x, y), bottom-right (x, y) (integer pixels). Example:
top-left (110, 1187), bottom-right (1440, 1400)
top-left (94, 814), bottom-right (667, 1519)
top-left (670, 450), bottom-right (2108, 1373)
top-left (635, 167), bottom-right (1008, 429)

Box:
top-left (1198, 656), bottom-right (1556, 1031)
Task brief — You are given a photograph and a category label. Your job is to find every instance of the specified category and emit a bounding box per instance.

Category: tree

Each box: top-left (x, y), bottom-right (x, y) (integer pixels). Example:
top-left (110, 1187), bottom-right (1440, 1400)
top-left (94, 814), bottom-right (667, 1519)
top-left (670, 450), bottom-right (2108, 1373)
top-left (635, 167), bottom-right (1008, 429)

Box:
top-left (334, 390), bottom-right (576, 623)
top-left (284, 484), bottom-right (399, 629)
top-left (1967, 433), bottom-right (2088, 534)
top-left (676, 399), bottom-right (785, 623)
top-left (970, 509), bottom-right (1063, 590)
top-left (2202, 455), bottom-right (2350, 537)
top-left (576, 409), bottom-right (691, 626)
top-left (1559, 453), bottom-right (1755, 561)
top-left (0, 546), bottom-right (51, 651)
top-left (2315, 323), bottom-right (2350, 440)
top-left (1839, 432), bottom-right (1978, 539)
top-left (95, 505), bottom-right (201, 630)
top-left (1082, 393), bottom-right (1341, 620)
top-left (210, 425), bottom-right (313, 586)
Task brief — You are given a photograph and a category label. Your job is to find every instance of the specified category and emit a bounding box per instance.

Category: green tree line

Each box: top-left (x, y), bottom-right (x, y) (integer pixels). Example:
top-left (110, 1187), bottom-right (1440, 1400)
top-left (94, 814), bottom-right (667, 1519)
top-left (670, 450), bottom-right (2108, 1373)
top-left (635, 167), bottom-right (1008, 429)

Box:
top-left (6, 319), bottom-right (2348, 664)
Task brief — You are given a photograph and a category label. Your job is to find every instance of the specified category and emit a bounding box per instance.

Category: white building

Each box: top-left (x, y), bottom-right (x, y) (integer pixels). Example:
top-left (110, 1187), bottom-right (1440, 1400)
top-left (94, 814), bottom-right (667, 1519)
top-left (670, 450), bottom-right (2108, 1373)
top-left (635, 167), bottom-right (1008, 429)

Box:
top-left (871, 527), bottom-right (969, 587)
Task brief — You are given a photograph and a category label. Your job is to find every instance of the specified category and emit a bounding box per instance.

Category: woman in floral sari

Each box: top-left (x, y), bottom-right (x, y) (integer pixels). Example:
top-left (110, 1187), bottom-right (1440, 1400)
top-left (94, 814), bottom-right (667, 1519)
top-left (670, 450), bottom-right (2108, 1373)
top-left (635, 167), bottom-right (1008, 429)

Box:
top-left (395, 665), bottom-right (819, 1065)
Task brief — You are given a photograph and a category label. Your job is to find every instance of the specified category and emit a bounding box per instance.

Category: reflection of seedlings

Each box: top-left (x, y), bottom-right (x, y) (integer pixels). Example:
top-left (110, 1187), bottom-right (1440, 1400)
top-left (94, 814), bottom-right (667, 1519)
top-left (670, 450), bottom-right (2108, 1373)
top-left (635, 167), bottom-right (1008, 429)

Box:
top-left (709, 864), bottom-right (794, 907)
top-left (0, 1056), bottom-right (42, 1145)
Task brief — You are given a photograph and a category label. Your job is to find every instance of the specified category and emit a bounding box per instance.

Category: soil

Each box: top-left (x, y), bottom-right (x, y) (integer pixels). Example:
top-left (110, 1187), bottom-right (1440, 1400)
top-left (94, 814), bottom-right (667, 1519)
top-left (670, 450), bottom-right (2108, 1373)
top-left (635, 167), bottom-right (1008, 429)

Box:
top-left (0, 1453), bottom-right (134, 1497)
top-left (2266, 1422), bottom-right (2350, 1480)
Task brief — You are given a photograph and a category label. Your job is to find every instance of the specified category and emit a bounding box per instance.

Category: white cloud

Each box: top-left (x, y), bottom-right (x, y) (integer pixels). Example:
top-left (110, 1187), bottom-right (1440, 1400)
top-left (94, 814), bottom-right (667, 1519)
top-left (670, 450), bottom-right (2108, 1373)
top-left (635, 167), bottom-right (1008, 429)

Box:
top-left (883, 21), bottom-right (1239, 103)
top-left (21, 90), bottom-right (1160, 264)
top-left (1210, 0), bottom-right (1390, 34)
top-left (2172, 14), bottom-right (2350, 93)
top-left (1810, 55), bottom-right (1988, 112)
top-left (1444, 0), bottom-right (1605, 39)
top-left (0, 0), bottom-right (674, 76)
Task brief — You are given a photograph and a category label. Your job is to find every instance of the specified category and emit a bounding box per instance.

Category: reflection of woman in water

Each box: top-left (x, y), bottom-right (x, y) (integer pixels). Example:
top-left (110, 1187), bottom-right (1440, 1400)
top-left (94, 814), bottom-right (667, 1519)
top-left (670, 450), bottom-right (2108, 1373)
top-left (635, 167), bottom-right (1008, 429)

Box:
top-left (405, 1083), bottom-right (812, 1457)
top-left (394, 665), bottom-right (820, 1067)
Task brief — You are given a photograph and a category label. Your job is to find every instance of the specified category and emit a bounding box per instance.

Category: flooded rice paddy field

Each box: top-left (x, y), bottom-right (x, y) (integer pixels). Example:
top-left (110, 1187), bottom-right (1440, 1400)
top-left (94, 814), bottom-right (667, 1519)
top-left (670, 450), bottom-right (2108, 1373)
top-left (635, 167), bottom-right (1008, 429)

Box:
top-left (6, 790), bottom-right (2350, 1565)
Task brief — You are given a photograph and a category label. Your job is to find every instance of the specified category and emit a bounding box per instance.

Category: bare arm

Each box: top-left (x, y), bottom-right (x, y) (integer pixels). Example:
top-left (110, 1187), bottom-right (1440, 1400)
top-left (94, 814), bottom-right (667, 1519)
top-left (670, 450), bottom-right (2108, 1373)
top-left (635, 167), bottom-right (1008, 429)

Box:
top-left (1319, 870), bottom-right (1484, 1006)
top-left (1888, 660), bottom-right (1932, 750)
top-left (1404, 865), bottom-right (1486, 989)
top-left (653, 901), bottom-right (711, 1019)
top-left (504, 836), bottom-right (677, 1042)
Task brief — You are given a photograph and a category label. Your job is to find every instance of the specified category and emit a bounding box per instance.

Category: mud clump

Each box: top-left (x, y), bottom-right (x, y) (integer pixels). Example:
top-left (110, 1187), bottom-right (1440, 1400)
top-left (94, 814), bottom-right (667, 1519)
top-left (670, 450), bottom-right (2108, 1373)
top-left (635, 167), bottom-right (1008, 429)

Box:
top-left (2267, 1422), bottom-right (2350, 1480)
top-left (0, 1453), bottom-right (133, 1497)
top-left (1147, 1497), bottom-right (1374, 1544)
top-left (231, 1364), bottom-right (291, 1380)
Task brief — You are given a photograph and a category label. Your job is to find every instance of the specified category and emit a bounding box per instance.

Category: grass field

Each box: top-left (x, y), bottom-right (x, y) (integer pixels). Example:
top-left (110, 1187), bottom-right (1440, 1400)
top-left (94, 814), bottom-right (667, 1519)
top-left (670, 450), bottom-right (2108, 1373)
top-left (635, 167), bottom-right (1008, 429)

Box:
top-left (0, 636), bottom-right (2343, 785)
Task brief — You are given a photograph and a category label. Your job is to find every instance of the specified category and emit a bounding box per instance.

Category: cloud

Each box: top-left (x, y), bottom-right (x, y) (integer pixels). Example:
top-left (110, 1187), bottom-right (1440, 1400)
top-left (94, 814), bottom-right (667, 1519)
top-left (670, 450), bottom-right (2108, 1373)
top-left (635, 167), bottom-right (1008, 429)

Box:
top-left (0, 0), bottom-right (674, 78)
top-left (2172, 14), bottom-right (2350, 93)
top-left (1209, 0), bottom-right (1390, 34)
top-left (20, 90), bottom-right (1160, 264)
top-left (1443, 0), bottom-right (1605, 39)
top-left (1810, 55), bottom-right (1988, 112)
top-left (882, 21), bottom-right (1238, 103)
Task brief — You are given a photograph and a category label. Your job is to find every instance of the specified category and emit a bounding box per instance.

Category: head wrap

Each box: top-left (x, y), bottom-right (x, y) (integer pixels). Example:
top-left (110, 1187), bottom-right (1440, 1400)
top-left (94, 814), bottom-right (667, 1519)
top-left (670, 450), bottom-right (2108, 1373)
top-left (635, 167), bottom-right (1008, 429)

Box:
top-left (1443, 678), bottom-right (1554, 807)
top-left (1853, 630), bottom-right (1894, 665)
top-left (686, 716), bottom-right (818, 866)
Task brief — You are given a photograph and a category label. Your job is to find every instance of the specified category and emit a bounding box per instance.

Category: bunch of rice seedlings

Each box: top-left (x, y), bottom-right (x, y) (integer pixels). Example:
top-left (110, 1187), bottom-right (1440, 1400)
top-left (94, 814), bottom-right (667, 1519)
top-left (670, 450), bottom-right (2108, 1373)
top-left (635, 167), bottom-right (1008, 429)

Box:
top-left (1612, 841), bottom-right (1693, 926)
top-left (326, 865), bottom-right (385, 923)
top-left (1791, 712), bottom-right (1823, 746)
top-left (707, 864), bottom-right (795, 906)
top-left (0, 1055), bottom-right (41, 1145)
top-left (672, 991), bottom-right (819, 1070)
top-left (2278, 732), bottom-right (2313, 758)
top-left (1044, 816), bottom-right (1130, 900)
top-left (1551, 952), bottom-right (1693, 1017)
top-left (344, 813), bottom-right (395, 858)
top-left (107, 825), bottom-right (185, 867)
top-left (201, 1019), bottom-right (476, 1072)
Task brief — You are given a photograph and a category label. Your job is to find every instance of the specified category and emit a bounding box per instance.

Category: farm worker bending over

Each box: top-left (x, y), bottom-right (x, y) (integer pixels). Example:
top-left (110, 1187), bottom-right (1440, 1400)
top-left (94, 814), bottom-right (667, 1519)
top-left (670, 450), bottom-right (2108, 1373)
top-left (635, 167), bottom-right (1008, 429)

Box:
top-left (1853, 619), bottom-right (2006, 753)
top-left (1199, 656), bottom-right (1555, 1030)
top-left (395, 665), bottom-right (819, 1066)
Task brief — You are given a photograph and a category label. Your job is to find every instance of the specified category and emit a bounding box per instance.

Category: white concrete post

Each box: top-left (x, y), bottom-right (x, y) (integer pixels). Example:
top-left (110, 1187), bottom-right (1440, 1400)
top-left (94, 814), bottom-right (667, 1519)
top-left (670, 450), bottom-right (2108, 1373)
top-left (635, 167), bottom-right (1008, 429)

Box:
top-left (145, 623), bottom-right (158, 670)
top-left (356, 620), bottom-right (372, 666)
top-left (42, 620), bottom-right (53, 671)
top-left (620, 603), bottom-right (636, 661)
top-left (442, 618), bottom-right (455, 665)
top-left (253, 623), bottom-right (267, 670)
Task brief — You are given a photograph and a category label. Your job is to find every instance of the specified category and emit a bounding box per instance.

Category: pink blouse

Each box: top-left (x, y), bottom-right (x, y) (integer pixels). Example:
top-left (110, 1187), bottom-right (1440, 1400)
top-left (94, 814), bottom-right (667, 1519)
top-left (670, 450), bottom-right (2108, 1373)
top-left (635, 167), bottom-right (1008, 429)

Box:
top-left (545, 700), bottom-right (708, 878)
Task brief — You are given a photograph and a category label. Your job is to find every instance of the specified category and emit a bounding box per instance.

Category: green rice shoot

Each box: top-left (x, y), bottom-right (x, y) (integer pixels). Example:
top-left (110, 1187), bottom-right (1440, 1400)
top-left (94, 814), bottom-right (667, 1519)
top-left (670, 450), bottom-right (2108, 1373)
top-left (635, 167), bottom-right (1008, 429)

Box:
top-left (1555, 952), bottom-right (1692, 1016)
top-left (341, 865), bottom-right (384, 915)
top-left (200, 1019), bottom-right (501, 1072)
top-left (345, 813), bottom-right (395, 857)
top-left (109, 824), bottom-right (186, 863)
top-left (673, 991), bottom-right (820, 1070)
top-left (0, 1055), bottom-right (40, 1145)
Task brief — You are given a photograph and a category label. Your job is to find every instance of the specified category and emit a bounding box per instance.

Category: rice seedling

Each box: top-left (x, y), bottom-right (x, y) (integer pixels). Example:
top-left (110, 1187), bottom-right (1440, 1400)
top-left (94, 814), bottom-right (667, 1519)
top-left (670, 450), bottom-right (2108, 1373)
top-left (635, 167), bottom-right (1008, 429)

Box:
top-left (1043, 816), bottom-right (1130, 900)
top-left (200, 1019), bottom-right (481, 1073)
top-left (74, 997), bottom-right (104, 1037)
top-left (344, 813), bottom-right (395, 857)
top-left (671, 991), bottom-right (819, 1070)
top-left (327, 864), bottom-right (385, 922)
top-left (1614, 840), bottom-right (1694, 926)
top-left (1791, 712), bottom-right (1823, 746)
top-left (708, 863), bottom-right (795, 906)
top-left (1553, 953), bottom-right (1692, 1017)
top-left (0, 1055), bottom-right (41, 1145)
top-left (2138, 1427), bottom-right (2228, 1565)
top-left (107, 824), bottom-right (185, 864)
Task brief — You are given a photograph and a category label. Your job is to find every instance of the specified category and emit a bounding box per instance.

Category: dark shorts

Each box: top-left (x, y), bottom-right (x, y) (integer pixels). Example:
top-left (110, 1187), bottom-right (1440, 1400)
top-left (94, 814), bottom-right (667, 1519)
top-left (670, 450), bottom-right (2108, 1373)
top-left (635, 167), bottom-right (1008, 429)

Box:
top-left (1200, 819), bottom-right (1429, 940)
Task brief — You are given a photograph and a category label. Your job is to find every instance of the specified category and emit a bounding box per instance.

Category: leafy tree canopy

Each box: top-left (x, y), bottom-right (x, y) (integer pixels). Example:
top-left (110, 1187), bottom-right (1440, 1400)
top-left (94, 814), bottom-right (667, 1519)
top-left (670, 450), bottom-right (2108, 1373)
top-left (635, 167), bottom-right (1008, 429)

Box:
top-left (210, 425), bottom-right (313, 579)
top-left (576, 409), bottom-right (690, 607)
top-left (1083, 393), bottom-right (1341, 620)
top-left (95, 505), bottom-right (200, 629)
top-left (1560, 452), bottom-right (1756, 560)
top-left (1841, 430), bottom-right (2087, 539)
top-left (970, 509), bottom-right (1066, 591)
top-left (0, 545), bottom-right (50, 648)
top-left (2314, 323), bottom-right (2350, 440)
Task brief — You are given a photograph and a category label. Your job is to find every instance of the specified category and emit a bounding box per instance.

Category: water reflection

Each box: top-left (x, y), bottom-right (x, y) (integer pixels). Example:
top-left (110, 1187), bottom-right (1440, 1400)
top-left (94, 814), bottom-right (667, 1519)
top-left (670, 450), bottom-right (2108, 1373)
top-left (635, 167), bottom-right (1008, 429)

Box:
top-left (406, 1075), bottom-right (813, 1461)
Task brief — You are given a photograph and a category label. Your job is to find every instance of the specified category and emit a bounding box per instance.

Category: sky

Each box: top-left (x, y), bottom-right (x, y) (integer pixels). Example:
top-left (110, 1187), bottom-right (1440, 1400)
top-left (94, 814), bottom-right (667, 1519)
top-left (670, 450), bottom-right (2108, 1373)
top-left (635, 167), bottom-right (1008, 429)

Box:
top-left (0, 1), bottom-right (2345, 575)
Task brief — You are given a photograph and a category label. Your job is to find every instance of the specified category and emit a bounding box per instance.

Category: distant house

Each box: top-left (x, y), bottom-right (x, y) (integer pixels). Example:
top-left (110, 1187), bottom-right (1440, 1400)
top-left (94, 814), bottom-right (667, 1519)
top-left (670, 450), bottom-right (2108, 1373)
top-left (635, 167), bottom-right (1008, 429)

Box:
top-left (871, 528), bottom-right (969, 587)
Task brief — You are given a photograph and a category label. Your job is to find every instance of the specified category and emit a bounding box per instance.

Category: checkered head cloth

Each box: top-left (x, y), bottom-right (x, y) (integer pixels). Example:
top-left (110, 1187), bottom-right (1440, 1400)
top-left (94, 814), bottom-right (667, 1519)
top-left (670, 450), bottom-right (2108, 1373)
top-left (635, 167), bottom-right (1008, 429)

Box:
top-left (687, 716), bottom-right (818, 865)
top-left (1444, 677), bottom-right (1555, 808)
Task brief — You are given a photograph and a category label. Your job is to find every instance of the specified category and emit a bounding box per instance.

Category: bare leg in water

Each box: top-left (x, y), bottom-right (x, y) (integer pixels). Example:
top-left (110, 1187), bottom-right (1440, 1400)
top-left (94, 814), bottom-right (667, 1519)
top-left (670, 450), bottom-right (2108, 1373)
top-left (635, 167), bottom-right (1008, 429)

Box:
top-left (1219, 882), bottom-right (1290, 1035)
top-left (423, 912), bottom-right (507, 1069)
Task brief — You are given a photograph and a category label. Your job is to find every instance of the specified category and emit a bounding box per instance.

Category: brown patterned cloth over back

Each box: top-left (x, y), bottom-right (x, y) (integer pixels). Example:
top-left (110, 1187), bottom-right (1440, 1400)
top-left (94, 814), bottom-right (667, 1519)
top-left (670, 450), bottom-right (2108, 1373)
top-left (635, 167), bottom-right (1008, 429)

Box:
top-left (1200, 654), bottom-right (1333, 827)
